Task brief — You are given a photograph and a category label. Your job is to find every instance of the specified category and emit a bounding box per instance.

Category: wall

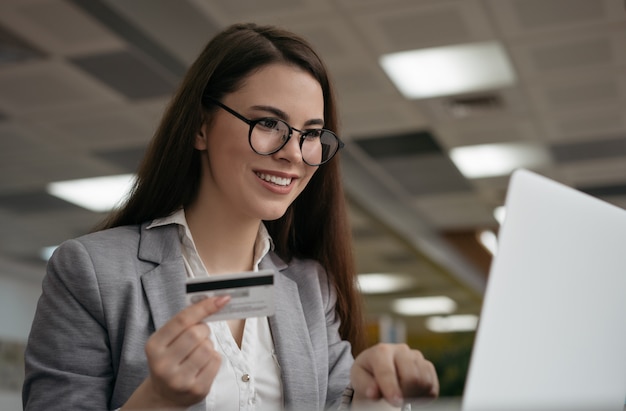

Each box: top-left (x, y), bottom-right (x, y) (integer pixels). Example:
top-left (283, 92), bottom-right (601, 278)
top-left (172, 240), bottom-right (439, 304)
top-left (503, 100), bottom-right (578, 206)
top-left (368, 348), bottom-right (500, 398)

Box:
top-left (0, 274), bottom-right (42, 410)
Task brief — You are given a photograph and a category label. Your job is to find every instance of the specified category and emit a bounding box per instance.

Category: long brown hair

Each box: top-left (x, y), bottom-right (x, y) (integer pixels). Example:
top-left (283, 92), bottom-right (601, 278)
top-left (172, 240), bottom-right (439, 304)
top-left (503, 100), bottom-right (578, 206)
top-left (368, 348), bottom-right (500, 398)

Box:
top-left (98, 23), bottom-right (365, 354)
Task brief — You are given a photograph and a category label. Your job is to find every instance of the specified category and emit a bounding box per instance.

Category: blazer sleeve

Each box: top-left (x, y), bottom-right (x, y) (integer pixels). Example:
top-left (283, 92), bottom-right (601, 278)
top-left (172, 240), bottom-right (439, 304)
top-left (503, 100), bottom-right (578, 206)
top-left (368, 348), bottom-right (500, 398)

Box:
top-left (22, 239), bottom-right (115, 411)
top-left (318, 263), bottom-right (355, 410)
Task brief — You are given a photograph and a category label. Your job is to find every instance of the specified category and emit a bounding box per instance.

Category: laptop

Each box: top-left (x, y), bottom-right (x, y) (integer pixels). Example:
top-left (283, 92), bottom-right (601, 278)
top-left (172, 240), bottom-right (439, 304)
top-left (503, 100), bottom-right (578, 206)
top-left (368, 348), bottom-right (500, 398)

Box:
top-left (460, 169), bottom-right (626, 411)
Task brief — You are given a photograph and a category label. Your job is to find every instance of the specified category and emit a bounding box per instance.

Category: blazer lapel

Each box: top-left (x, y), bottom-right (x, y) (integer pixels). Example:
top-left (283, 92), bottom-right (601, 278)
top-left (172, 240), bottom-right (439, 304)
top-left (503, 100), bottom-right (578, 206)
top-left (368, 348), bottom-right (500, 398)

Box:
top-left (138, 223), bottom-right (187, 330)
top-left (136, 223), bottom-right (207, 411)
top-left (263, 254), bottom-right (319, 410)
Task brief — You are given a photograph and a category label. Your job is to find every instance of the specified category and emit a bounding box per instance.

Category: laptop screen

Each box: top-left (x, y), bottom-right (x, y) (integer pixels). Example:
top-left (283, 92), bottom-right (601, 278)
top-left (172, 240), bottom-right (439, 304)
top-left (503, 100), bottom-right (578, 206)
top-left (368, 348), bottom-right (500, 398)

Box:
top-left (462, 169), bottom-right (626, 411)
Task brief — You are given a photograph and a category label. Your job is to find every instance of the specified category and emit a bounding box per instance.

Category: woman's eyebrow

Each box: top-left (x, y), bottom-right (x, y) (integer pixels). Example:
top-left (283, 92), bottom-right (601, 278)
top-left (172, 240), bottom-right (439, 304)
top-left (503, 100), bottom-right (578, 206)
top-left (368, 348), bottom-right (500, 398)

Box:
top-left (251, 104), bottom-right (325, 128)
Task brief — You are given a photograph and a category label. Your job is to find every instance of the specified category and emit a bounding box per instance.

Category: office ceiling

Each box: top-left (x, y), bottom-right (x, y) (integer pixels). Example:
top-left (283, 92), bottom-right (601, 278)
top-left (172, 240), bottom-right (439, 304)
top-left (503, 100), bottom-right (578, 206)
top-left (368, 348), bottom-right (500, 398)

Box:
top-left (1, 0), bottom-right (625, 343)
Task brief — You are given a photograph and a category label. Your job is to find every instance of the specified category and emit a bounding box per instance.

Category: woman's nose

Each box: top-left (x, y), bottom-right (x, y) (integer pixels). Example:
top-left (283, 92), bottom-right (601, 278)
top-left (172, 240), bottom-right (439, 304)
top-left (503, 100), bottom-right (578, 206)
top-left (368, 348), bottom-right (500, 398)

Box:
top-left (273, 131), bottom-right (303, 163)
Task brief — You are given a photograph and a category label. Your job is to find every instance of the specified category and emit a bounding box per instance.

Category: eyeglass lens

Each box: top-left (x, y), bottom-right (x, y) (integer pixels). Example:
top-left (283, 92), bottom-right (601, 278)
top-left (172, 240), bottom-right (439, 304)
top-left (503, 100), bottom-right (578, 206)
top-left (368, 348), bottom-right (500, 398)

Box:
top-left (250, 119), bottom-right (339, 165)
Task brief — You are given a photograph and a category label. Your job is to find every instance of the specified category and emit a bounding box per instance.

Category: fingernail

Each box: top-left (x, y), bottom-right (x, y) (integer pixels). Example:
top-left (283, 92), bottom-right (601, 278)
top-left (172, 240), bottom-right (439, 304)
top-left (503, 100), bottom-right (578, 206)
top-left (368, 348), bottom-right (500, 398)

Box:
top-left (366, 387), bottom-right (376, 399)
top-left (392, 394), bottom-right (403, 407)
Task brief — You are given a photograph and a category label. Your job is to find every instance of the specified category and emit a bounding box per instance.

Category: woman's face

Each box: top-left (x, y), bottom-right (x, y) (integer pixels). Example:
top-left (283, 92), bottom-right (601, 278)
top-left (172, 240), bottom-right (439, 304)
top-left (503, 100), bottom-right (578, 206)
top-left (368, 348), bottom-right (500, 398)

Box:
top-left (194, 63), bottom-right (324, 222)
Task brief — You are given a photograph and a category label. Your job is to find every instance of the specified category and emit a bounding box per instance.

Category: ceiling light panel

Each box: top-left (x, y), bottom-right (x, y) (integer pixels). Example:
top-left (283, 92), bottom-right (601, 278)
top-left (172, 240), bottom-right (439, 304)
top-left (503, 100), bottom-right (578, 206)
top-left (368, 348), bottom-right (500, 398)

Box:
top-left (426, 314), bottom-right (478, 332)
top-left (357, 273), bottom-right (416, 294)
top-left (380, 41), bottom-right (516, 99)
top-left (392, 295), bottom-right (457, 316)
top-left (449, 142), bottom-right (551, 179)
top-left (46, 174), bottom-right (135, 213)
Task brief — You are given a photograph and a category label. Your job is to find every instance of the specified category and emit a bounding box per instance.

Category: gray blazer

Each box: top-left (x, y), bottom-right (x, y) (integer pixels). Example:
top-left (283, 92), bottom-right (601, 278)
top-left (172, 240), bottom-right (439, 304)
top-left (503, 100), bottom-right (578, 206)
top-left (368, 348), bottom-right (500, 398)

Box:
top-left (22, 222), bottom-right (354, 411)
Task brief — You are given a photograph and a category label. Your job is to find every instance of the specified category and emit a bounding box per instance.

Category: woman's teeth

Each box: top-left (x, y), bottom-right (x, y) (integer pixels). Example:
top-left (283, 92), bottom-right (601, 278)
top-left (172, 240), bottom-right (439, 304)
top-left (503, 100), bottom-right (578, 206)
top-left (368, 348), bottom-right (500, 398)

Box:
top-left (256, 172), bottom-right (292, 186)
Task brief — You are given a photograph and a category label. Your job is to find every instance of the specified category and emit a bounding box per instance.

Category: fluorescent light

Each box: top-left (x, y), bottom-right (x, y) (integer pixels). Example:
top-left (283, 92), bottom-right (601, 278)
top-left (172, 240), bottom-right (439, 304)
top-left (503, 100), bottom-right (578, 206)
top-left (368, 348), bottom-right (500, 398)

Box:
top-left (357, 273), bottom-right (415, 294)
top-left (379, 41), bottom-right (516, 99)
top-left (426, 314), bottom-right (479, 333)
top-left (494, 206), bottom-right (506, 225)
top-left (392, 296), bottom-right (456, 316)
top-left (46, 174), bottom-right (136, 212)
top-left (478, 230), bottom-right (498, 255)
top-left (449, 142), bottom-right (550, 179)
top-left (40, 245), bottom-right (58, 261)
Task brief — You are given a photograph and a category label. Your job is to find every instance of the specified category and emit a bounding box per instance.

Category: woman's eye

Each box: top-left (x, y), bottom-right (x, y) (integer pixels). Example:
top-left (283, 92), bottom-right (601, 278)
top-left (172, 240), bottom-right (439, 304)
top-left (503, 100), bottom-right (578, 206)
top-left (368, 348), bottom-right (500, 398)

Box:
top-left (258, 118), bottom-right (280, 129)
top-left (303, 129), bottom-right (322, 139)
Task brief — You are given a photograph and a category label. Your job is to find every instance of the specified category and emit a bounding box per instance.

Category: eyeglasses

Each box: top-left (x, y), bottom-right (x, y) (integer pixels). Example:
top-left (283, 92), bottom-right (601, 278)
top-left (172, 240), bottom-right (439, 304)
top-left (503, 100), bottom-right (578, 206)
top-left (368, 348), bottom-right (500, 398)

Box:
top-left (206, 97), bottom-right (344, 166)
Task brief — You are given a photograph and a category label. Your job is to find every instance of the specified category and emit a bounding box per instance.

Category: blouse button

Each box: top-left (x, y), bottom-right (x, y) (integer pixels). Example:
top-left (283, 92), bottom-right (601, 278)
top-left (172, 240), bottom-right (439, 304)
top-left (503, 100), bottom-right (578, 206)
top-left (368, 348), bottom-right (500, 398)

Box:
top-left (242, 373), bottom-right (250, 382)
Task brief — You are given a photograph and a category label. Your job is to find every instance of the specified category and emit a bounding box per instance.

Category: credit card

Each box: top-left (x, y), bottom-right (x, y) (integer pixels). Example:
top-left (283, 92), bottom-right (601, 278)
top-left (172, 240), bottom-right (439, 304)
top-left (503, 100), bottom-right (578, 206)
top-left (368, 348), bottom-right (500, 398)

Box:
top-left (185, 269), bottom-right (275, 322)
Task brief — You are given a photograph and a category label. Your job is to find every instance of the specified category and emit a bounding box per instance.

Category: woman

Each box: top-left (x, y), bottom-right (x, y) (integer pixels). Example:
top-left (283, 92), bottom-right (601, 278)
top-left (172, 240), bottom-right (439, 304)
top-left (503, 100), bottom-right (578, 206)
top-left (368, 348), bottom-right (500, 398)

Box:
top-left (22, 23), bottom-right (438, 410)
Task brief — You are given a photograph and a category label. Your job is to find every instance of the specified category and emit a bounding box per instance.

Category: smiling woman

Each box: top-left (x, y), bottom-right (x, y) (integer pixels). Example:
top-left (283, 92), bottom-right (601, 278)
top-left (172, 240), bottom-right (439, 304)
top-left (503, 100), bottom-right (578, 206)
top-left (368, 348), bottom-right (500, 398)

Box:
top-left (22, 22), bottom-right (438, 411)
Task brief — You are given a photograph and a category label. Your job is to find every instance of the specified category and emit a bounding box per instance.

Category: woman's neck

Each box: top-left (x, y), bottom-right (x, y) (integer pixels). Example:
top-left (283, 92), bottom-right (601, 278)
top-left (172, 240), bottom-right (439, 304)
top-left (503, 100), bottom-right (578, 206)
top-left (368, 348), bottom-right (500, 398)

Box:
top-left (184, 202), bottom-right (261, 275)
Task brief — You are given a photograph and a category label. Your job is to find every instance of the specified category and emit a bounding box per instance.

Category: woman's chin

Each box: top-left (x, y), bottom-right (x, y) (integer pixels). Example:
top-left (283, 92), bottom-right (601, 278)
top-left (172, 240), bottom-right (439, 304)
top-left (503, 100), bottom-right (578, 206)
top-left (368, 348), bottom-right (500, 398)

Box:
top-left (259, 207), bottom-right (290, 222)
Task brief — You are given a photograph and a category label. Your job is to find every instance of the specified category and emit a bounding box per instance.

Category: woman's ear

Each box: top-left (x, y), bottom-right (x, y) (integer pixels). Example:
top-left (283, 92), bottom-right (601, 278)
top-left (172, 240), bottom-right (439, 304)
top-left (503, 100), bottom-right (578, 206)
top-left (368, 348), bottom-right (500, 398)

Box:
top-left (194, 122), bottom-right (208, 150)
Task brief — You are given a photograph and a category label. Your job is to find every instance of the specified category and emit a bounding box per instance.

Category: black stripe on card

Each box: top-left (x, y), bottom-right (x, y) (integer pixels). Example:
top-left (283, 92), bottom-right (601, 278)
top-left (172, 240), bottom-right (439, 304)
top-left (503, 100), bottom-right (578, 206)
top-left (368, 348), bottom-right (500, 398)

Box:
top-left (186, 275), bottom-right (274, 293)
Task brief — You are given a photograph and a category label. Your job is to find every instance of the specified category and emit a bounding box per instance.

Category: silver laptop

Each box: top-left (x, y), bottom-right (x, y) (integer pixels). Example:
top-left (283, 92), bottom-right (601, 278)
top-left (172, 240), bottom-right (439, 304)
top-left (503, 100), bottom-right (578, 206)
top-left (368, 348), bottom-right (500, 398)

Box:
top-left (461, 169), bottom-right (626, 411)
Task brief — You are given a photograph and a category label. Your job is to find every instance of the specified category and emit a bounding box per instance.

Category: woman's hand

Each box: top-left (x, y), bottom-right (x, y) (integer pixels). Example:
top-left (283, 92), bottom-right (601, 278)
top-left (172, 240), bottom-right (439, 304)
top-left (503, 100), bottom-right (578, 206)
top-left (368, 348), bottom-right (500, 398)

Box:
top-left (351, 343), bottom-right (439, 408)
top-left (122, 295), bottom-right (230, 410)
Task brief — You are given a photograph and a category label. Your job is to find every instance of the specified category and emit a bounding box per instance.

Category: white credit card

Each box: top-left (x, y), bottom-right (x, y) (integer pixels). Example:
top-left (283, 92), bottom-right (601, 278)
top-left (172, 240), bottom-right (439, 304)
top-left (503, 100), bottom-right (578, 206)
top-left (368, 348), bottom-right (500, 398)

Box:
top-left (185, 269), bottom-right (275, 322)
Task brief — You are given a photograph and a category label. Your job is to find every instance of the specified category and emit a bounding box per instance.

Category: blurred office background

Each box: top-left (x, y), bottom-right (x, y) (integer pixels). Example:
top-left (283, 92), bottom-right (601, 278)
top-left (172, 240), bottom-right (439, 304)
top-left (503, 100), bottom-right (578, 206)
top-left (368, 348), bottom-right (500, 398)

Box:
top-left (1, 0), bottom-right (626, 408)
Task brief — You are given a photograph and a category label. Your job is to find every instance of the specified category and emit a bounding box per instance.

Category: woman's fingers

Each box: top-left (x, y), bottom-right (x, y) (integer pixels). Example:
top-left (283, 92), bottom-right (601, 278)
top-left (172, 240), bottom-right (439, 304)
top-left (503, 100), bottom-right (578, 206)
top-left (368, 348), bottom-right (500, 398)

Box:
top-left (352, 344), bottom-right (403, 406)
top-left (351, 343), bottom-right (439, 407)
top-left (148, 295), bottom-right (230, 350)
top-left (142, 295), bottom-right (231, 406)
top-left (394, 348), bottom-right (439, 398)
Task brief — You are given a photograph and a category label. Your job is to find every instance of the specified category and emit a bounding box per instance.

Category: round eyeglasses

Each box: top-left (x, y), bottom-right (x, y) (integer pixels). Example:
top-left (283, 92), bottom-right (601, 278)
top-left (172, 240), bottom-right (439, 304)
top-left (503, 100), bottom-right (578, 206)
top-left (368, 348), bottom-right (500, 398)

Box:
top-left (205, 97), bottom-right (344, 166)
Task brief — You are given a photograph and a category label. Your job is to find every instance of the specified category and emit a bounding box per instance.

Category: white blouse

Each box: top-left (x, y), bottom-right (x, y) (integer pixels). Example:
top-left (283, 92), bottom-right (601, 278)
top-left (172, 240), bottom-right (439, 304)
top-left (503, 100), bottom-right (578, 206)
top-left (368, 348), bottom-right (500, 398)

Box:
top-left (147, 210), bottom-right (284, 411)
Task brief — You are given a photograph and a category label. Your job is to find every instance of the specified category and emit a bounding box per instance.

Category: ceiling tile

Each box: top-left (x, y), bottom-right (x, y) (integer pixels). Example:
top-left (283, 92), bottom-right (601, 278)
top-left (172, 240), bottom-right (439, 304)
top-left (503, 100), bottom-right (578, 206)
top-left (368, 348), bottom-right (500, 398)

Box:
top-left (341, 99), bottom-right (432, 139)
top-left (487, 0), bottom-right (622, 37)
top-left (0, 0), bottom-right (124, 56)
top-left (70, 49), bottom-right (177, 100)
top-left (352, 1), bottom-right (496, 53)
top-left (511, 0), bottom-right (604, 29)
top-left (376, 9), bottom-right (468, 50)
top-left (0, 190), bottom-right (80, 214)
top-left (530, 37), bottom-right (612, 71)
top-left (0, 22), bottom-right (45, 65)
top-left (379, 154), bottom-right (472, 196)
top-left (578, 183), bottom-right (626, 198)
top-left (104, 0), bottom-right (219, 65)
top-left (281, 17), bottom-right (374, 70)
top-left (92, 145), bottom-right (146, 172)
top-left (413, 192), bottom-right (496, 229)
top-left (0, 124), bottom-right (116, 192)
top-left (420, 87), bottom-right (530, 124)
top-left (333, 65), bottom-right (393, 97)
top-left (71, 0), bottom-right (189, 76)
top-left (551, 137), bottom-right (626, 163)
top-left (40, 107), bottom-right (155, 150)
top-left (200, 0), bottom-right (307, 17)
top-left (354, 130), bottom-right (443, 158)
top-left (549, 106), bottom-right (625, 141)
top-left (557, 157), bottom-right (626, 187)
top-left (544, 80), bottom-right (619, 108)
top-left (187, 0), bottom-right (330, 25)
top-left (435, 119), bottom-right (539, 148)
top-left (0, 60), bottom-right (123, 114)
